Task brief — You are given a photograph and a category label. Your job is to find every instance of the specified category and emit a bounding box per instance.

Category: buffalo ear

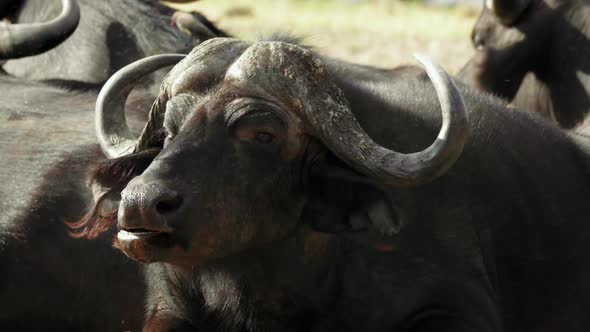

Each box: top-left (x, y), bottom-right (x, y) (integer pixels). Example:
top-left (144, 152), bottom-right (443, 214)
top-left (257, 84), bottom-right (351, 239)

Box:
top-left (67, 148), bottom-right (161, 239)
top-left (302, 157), bottom-right (402, 236)
top-left (90, 148), bottom-right (161, 198)
top-left (489, 0), bottom-right (530, 26)
top-left (171, 11), bottom-right (230, 39)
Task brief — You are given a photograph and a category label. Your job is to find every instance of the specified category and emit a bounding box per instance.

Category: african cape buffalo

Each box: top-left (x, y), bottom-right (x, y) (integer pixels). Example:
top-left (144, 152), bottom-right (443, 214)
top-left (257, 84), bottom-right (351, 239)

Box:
top-left (75, 37), bottom-right (590, 331)
top-left (0, 1), bottom-right (229, 329)
top-left (1, 0), bottom-right (227, 88)
top-left (459, 0), bottom-right (590, 135)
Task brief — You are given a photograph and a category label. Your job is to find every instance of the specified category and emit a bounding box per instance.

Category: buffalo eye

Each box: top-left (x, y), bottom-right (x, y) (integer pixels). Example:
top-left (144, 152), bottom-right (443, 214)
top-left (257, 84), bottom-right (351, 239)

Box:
top-left (230, 108), bottom-right (286, 146)
top-left (255, 131), bottom-right (275, 144)
top-left (235, 125), bottom-right (282, 145)
top-left (226, 98), bottom-right (287, 147)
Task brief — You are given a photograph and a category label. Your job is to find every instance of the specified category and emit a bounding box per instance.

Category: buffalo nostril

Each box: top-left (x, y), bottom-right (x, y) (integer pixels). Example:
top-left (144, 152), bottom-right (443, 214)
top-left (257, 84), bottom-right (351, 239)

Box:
top-left (155, 193), bottom-right (183, 215)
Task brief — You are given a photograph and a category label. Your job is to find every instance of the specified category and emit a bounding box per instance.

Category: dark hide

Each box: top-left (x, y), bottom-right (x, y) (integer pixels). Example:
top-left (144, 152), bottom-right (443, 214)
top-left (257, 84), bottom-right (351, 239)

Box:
top-left (1, 0), bottom-right (221, 89)
top-left (85, 39), bottom-right (590, 331)
top-left (0, 6), bottom-right (229, 329)
top-left (458, 0), bottom-right (590, 135)
top-left (0, 1), bottom-right (19, 18)
top-left (0, 75), bottom-right (152, 330)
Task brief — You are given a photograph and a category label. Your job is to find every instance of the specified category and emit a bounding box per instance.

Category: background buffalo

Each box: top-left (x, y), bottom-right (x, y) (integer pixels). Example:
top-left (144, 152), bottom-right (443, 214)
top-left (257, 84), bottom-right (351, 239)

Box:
top-left (0, 0), bottom-right (226, 329)
top-left (458, 0), bottom-right (590, 134)
top-left (2, 0), bottom-right (226, 89)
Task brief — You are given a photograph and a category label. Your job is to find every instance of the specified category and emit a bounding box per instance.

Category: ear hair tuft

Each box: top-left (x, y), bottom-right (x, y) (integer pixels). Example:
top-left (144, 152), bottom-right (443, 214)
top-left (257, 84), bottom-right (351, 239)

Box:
top-left (66, 148), bottom-right (161, 239)
top-left (303, 159), bottom-right (402, 235)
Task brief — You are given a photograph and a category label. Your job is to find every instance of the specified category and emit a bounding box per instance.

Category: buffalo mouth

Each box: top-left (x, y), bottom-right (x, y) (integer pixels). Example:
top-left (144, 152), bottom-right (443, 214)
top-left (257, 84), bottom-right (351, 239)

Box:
top-left (115, 227), bottom-right (175, 263)
top-left (118, 228), bottom-right (169, 240)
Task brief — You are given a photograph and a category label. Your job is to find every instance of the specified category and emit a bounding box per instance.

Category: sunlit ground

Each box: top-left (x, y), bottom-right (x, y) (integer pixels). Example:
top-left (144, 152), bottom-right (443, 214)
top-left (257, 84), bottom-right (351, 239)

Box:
top-left (164, 0), bottom-right (480, 74)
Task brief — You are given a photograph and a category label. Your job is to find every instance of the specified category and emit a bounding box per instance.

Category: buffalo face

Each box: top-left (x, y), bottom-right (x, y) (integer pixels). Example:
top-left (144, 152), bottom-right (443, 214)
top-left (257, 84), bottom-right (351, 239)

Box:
top-left (115, 44), bottom-right (311, 265)
top-left (115, 90), bottom-right (310, 265)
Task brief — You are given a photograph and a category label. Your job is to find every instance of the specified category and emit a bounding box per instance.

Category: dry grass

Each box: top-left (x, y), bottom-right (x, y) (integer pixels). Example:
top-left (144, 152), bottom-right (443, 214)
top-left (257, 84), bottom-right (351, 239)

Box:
top-left (164, 0), bottom-right (481, 74)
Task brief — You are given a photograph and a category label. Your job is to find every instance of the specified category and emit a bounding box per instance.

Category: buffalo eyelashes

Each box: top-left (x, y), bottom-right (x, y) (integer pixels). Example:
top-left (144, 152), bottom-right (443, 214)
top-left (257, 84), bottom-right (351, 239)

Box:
top-left (234, 120), bottom-right (282, 145)
top-left (227, 102), bottom-right (286, 145)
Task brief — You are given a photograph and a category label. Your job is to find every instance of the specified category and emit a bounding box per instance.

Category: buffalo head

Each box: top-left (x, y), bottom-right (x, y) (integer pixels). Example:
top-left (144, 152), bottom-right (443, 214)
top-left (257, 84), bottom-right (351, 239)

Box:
top-left (74, 38), bottom-right (468, 266)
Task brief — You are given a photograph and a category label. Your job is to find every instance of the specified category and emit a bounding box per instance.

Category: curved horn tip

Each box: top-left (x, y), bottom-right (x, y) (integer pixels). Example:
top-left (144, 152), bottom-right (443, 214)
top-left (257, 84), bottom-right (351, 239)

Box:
top-left (413, 53), bottom-right (442, 76)
top-left (413, 52), bottom-right (469, 176)
top-left (413, 51), bottom-right (469, 121)
top-left (95, 54), bottom-right (186, 159)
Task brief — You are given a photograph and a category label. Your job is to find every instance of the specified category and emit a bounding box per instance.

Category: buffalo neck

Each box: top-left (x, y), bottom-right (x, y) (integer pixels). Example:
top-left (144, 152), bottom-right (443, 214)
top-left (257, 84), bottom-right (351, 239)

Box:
top-left (144, 226), bottom-right (343, 331)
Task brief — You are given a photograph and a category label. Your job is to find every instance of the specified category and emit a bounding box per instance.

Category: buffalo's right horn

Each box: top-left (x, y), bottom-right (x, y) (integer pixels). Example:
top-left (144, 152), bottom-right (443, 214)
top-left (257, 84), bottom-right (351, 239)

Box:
top-left (304, 54), bottom-right (469, 187)
top-left (0, 0), bottom-right (80, 59)
top-left (96, 54), bottom-right (186, 159)
top-left (220, 40), bottom-right (469, 187)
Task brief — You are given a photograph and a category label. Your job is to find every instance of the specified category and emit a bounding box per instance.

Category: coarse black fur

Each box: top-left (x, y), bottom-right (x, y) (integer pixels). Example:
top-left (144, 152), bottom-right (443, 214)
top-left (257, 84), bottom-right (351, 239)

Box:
top-left (459, 0), bottom-right (590, 135)
top-left (83, 37), bottom-right (590, 331)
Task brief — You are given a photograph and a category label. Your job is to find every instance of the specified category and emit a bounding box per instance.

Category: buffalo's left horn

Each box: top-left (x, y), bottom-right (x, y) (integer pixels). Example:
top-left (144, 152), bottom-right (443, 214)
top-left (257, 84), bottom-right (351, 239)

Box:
top-left (0, 0), bottom-right (80, 59)
top-left (308, 55), bottom-right (469, 186)
top-left (96, 54), bottom-right (185, 159)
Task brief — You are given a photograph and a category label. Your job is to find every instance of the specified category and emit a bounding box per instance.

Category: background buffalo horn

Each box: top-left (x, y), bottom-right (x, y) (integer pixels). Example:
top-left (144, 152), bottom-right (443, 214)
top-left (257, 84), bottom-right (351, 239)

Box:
top-left (96, 54), bottom-right (186, 159)
top-left (309, 55), bottom-right (469, 186)
top-left (0, 0), bottom-right (80, 59)
top-left (489, 0), bottom-right (530, 25)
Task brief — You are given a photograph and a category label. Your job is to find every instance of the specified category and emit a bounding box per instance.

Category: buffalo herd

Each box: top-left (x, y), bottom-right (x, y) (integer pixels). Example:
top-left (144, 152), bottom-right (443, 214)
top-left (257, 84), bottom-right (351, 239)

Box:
top-left (1, 0), bottom-right (590, 331)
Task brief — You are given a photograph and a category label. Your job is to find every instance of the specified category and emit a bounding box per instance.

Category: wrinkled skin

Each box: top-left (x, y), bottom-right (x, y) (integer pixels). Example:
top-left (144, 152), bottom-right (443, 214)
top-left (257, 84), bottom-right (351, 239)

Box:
top-left (458, 0), bottom-right (590, 134)
top-left (90, 38), bottom-right (590, 331)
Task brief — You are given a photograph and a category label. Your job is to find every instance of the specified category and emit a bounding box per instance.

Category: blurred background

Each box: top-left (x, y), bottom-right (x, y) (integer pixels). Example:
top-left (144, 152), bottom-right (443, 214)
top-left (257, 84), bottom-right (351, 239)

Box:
top-left (164, 0), bottom-right (481, 74)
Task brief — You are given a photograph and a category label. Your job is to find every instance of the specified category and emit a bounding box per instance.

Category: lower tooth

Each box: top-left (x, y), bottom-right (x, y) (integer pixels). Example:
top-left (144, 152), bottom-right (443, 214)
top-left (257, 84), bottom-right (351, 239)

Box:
top-left (117, 230), bottom-right (140, 241)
